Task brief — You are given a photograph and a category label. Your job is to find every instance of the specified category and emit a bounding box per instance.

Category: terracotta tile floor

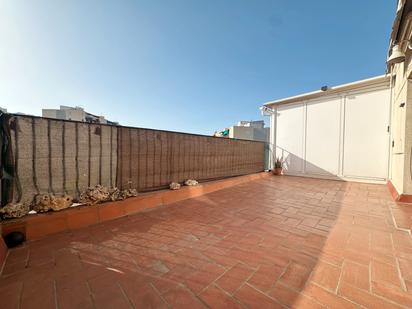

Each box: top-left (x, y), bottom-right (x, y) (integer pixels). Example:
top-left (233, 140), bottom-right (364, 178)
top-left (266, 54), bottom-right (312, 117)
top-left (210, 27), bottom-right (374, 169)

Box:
top-left (1, 176), bottom-right (412, 308)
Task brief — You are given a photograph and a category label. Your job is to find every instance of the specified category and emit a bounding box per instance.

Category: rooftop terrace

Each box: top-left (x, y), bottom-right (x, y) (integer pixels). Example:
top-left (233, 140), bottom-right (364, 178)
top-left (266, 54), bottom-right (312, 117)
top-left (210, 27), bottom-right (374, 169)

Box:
top-left (1, 176), bottom-right (412, 308)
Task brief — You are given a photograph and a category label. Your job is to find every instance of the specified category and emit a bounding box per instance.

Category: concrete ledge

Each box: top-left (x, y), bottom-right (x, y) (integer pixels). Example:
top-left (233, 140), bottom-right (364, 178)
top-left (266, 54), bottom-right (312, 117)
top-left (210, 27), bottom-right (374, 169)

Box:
top-left (1, 172), bottom-right (271, 240)
top-left (387, 180), bottom-right (412, 203)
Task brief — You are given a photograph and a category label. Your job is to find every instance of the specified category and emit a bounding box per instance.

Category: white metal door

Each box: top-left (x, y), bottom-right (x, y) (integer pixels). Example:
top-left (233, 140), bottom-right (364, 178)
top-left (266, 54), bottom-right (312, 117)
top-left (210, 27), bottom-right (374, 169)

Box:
top-left (276, 103), bottom-right (305, 173)
top-left (342, 89), bottom-right (390, 180)
top-left (305, 97), bottom-right (341, 176)
top-left (275, 88), bottom-right (390, 182)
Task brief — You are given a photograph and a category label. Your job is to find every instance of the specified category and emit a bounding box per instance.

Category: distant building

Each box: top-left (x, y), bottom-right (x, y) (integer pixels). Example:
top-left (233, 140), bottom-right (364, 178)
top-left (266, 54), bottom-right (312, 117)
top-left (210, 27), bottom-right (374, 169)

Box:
top-left (215, 120), bottom-right (269, 142)
top-left (42, 105), bottom-right (118, 125)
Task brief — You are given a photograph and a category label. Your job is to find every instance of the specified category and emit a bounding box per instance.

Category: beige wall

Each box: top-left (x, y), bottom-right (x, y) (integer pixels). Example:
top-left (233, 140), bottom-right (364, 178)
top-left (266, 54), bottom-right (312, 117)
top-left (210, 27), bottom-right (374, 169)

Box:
top-left (42, 108), bottom-right (85, 121)
top-left (229, 126), bottom-right (269, 142)
top-left (403, 76), bottom-right (412, 193)
top-left (229, 126), bottom-right (254, 140)
top-left (42, 109), bottom-right (58, 119)
top-left (389, 55), bottom-right (412, 195)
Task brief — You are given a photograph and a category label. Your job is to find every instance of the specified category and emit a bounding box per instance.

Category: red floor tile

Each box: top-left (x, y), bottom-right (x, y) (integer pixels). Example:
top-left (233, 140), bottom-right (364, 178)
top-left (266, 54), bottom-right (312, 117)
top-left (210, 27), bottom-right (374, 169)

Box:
top-left (279, 262), bottom-right (312, 290)
top-left (341, 261), bottom-right (370, 291)
top-left (215, 263), bottom-right (255, 294)
top-left (199, 284), bottom-right (243, 308)
top-left (235, 284), bottom-right (283, 308)
top-left (269, 282), bottom-right (325, 309)
top-left (1, 176), bottom-right (412, 308)
top-left (309, 261), bottom-right (340, 291)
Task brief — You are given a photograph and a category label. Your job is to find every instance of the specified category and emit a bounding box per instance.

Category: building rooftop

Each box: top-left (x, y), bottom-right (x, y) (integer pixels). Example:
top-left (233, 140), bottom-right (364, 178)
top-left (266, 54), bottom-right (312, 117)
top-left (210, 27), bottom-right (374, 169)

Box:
top-left (42, 105), bottom-right (119, 125)
top-left (264, 75), bottom-right (389, 107)
top-left (1, 176), bottom-right (411, 308)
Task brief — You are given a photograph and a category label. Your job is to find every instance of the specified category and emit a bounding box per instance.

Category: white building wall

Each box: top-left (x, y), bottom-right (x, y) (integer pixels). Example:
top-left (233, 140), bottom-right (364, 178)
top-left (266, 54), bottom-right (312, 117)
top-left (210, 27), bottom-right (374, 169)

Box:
top-left (229, 126), bottom-right (269, 142)
top-left (42, 109), bottom-right (58, 119)
top-left (276, 103), bottom-right (305, 173)
top-left (269, 81), bottom-right (391, 183)
top-left (305, 97), bottom-right (341, 175)
top-left (43, 107), bottom-right (86, 121)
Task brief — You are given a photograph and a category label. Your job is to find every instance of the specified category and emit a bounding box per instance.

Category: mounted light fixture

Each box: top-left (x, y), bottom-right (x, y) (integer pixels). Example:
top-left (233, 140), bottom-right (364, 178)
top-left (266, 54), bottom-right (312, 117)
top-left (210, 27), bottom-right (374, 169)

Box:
top-left (259, 106), bottom-right (275, 116)
top-left (387, 44), bottom-right (406, 65)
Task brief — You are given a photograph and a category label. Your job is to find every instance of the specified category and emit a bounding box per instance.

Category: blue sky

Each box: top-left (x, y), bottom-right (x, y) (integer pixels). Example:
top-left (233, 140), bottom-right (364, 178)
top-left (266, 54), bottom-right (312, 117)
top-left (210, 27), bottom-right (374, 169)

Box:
top-left (0, 1), bottom-right (395, 134)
